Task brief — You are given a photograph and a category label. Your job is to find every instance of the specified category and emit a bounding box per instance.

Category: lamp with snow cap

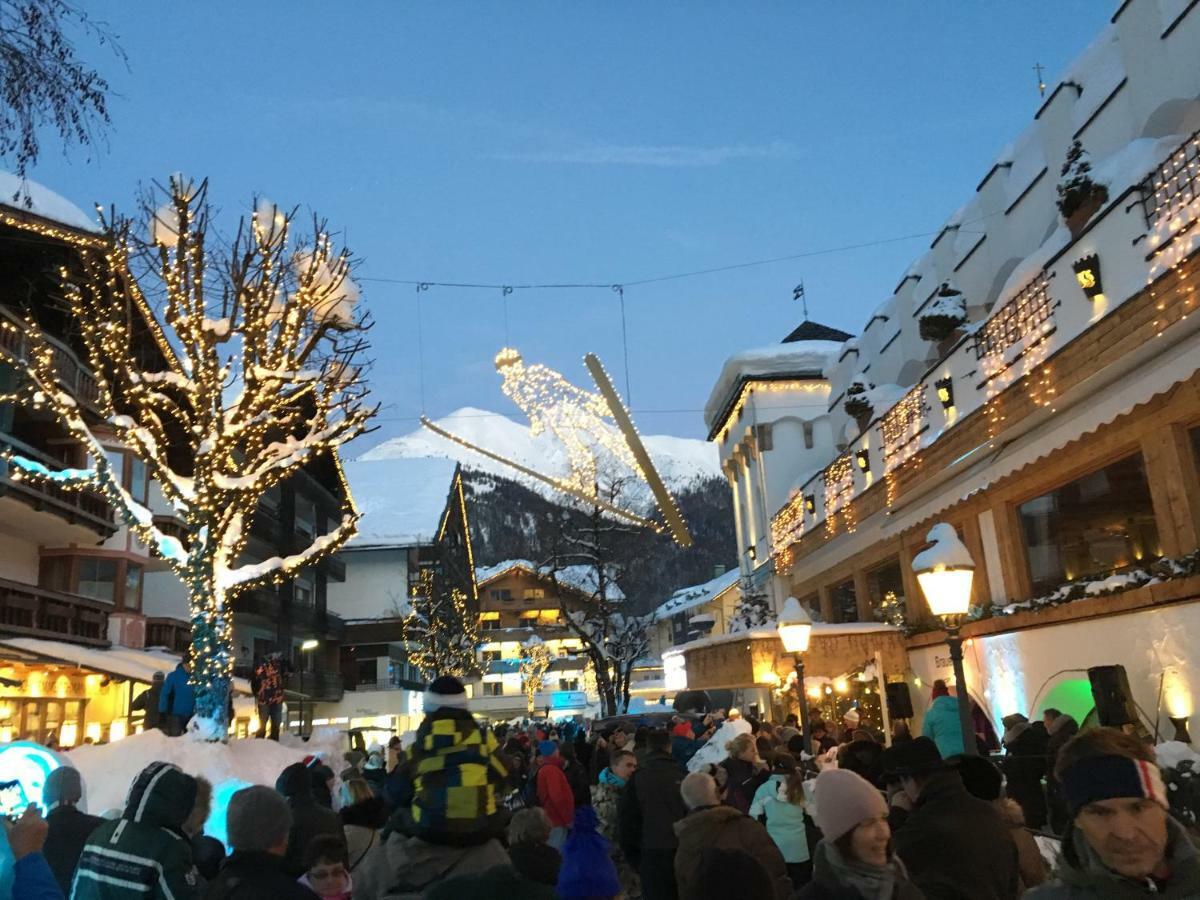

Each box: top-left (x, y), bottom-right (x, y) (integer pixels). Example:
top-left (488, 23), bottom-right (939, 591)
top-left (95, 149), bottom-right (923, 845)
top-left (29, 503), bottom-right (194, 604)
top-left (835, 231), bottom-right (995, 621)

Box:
top-left (777, 596), bottom-right (814, 757)
top-left (912, 523), bottom-right (978, 755)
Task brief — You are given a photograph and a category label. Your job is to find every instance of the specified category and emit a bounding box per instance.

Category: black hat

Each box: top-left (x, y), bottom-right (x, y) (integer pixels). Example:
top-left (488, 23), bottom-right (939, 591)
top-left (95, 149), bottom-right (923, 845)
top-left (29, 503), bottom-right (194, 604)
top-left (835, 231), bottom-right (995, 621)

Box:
top-left (424, 675), bottom-right (468, 711)
top-left (887, 736), bottom-right (953, 776)
top-left (956, 754), bottom-right (1003, 801)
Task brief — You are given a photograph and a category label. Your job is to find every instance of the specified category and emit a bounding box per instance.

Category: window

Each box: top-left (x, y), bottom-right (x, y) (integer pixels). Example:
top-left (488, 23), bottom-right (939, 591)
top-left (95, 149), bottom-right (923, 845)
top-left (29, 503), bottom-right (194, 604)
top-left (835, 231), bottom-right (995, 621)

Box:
top-left (124, 563), bottom-right (143, 611)
top-left (558, 678), bottom-right (580, 691)
top-left (1018, 453), bottom-right (1161, 595)
top-left (356, 658), bottom-right (378, 686)
top-left (295, 496), bottom-right (317, 538)
top-left (483, 682), bottom-right (504, 697)
top-left (1191, 426), bottom-right (1200, 476)
top-left (755, 423), bottom-right (773, 452)
top-left (803, 421), bottom-right (815, 450)
top-left (490, 588), bottom-right (512, 602)
top-left (481, 650), bottom-right (502, 665)
top-left (129, 456), bottom-right (148, 505)
top-left (294, 575), bottom-right (314, 608)
top-left (480, 619), bottom-right (502, 631)
top-left (523, 588), bottom-right (545, 600)
top-left (77, 558), bottom-right (119, 603)
top-left (829, 579), bottom-right (858, 623)
top-left (865, 559), bottom-right (905, 622)
top-left (262, 484), bottom-right (282, 512)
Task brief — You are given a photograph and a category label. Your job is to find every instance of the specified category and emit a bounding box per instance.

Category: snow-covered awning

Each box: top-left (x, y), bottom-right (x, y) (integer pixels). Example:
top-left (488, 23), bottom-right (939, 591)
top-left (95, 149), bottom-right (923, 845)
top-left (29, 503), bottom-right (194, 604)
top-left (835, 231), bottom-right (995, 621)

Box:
top-left (0, 636), bottom-right (252, 695)
top-left (0, 171), bottom-right (99, 233)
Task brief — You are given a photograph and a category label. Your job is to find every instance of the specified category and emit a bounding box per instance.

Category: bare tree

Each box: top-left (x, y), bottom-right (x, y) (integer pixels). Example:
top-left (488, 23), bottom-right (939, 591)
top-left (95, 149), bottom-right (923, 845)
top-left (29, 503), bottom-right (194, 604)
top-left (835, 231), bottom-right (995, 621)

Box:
top-left (0, 176), bottom-right (375, 738)
top-left (0, 0), bottom-right (124, 192)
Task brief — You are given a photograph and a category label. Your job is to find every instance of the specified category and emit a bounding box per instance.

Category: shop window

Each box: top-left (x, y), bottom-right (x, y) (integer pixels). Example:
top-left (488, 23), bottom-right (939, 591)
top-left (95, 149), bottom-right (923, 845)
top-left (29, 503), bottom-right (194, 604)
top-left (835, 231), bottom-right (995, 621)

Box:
top-left (830, 579), bottom-right (858, 623)
top-left (124, 563), bottom-right (143, 611)
top-left (865, 559), bottom-right (905, 622)
top-left (78, 558), bottom-right (119, 603)
top-left (1018, 453), bottom-right (1161, 595)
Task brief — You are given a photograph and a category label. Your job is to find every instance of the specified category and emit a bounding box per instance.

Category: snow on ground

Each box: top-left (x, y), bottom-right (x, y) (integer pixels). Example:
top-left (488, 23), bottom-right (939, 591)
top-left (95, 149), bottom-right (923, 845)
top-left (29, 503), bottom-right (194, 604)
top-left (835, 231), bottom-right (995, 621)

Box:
top-left (0, 171), bottom-right (98, 232)
top-left (66, 728), bottom-right (345, 847)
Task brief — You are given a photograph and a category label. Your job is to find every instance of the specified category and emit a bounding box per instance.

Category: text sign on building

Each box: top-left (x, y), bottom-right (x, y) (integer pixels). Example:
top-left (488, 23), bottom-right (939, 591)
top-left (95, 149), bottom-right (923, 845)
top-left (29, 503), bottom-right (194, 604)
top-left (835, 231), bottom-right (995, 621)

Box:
top-left (550, 690), bottom-right (588, 710)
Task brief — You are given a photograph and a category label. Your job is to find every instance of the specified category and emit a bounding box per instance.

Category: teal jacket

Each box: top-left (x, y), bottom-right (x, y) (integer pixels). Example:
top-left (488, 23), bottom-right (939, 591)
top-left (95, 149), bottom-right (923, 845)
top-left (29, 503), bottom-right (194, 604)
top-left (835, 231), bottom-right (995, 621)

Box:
top-left (72, 761), bottom-right (200, 899)
top-left (748, 774), bottom-right (810, 864)
top-left (921, 695), bottom-right (966, 758)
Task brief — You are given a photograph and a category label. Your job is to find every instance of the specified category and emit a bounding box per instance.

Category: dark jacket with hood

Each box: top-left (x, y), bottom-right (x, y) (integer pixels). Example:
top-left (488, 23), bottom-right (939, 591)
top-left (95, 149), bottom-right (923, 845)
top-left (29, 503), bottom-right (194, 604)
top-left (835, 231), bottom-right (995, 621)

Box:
top-left (1001, 718), bottom-right (1049, 828)
top-left (1025, 816), bottom-right (1200, 899)
top-left (892, 770), bottom-right (1019, 900)
top-left (720, 756), bottom-right (769, 815)
top-left (618, 749), bottom-right (687, 861)
top-left (352, 832), bottom-right (510, 900)
top-left (275, 762), bottom-right (345, 878)
top-left (43, 804), bottom-right (104, 894)
top-left (203, 849), bottom-right (319, 900)
top-left (72, 761), bottom-right (201, 899)
top-left (159, 663), bottom-right (195, 718)
top-left (673, 804), bottom-right (791, 900)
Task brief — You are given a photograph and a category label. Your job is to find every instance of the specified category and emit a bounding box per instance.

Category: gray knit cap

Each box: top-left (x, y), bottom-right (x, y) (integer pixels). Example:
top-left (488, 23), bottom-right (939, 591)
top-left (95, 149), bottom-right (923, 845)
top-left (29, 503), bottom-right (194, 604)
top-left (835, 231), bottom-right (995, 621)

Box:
top-left (44, 767), bottom-right (83, 810)
top-left (226, 785), bottom-right (293, 852)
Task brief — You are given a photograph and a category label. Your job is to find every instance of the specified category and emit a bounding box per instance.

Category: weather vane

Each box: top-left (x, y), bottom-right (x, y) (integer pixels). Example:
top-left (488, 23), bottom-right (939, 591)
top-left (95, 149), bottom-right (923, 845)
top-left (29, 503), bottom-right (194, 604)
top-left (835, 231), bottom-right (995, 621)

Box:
top-left (793, 281), bottom-right (808, 320)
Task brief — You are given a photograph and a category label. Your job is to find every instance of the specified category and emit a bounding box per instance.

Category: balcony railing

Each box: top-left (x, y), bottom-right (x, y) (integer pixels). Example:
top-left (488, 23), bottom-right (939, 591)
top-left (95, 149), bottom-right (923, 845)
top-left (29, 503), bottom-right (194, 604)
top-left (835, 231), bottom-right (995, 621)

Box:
top-left (1138, 128), bottom-right (1200, 229)
top-left (0, 434), bottom-right (115, 535)
top-left (152, 514), bottom-right (189, 548)
top-left (0, 306), bottom-right (101, 412)
top-left (286, 669), bottom-right (344, 702)
top-left (0, 576), bottom-right (110, 646)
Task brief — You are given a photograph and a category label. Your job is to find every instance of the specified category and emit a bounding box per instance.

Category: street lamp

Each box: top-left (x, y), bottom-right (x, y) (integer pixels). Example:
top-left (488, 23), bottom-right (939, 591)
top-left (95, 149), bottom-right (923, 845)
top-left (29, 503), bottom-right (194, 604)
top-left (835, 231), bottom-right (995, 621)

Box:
top-left (777, 596), bottom-right (814, 757)
top-left (912, 523), bottom-right (978, 756)
top-left (299, 639), bottom-right (319, 738)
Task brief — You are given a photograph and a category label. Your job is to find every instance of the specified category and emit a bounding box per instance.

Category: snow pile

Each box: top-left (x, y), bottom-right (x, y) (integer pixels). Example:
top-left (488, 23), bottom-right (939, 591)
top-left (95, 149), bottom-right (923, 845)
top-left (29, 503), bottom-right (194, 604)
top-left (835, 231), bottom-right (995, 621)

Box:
top-left (0, 171), bottom-right (97, 232)
top-left (362, 407), bottom-right (720, 501)
top-left (865, 383), bottom-right (908, 412)
top-left (343, 456), bottom-right (461, 549)
top-left (704, 342), bottom-right (841, 430)
top-left (66, 729), bottom-right (345, 846)
top-left (912, 523), bottom-right (974, 571)
top-left (922, 291), bottom-right (967, 324)
top-left (653, 568), bottom-right (740, 620)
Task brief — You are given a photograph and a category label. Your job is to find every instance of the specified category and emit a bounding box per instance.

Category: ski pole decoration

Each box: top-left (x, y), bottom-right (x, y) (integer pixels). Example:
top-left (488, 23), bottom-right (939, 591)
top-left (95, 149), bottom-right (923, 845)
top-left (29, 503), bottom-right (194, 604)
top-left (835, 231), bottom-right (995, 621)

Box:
top-left (421, 346), bottom-right (693, 547)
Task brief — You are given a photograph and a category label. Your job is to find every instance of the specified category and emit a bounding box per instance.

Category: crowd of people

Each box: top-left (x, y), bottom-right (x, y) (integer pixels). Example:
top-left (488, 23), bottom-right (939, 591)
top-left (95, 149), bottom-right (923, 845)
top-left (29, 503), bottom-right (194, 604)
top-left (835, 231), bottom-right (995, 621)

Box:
top-left (3, 672), bottom-right (1200, 899)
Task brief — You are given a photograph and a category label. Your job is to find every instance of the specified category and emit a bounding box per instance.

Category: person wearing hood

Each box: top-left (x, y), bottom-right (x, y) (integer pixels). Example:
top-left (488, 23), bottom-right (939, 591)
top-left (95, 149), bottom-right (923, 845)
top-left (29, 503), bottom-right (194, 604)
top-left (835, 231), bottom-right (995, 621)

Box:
top-left (749, 753), bottom-right (812, 889)
top-left (355, 675), bottom-right (511, 900)
top-left (919, 680), bottom-right (966, 759)
top-left (275, 762), bottom-right (345, 878)
top-left (205, 785), bottom-right (318, 899)
top-left (798, 768), bottom-right (923, 900)
top-left (41, 766), bottom-right (103, 895)
top-left (159, 658), bottom-right (196, 737)
top-left (337, 779), bottom-right (387, 873)
top-left (1026, 727), bottom-right (1200, 899)
top-left (130, 671), bottom-right (165, 731)
top-left (532, 740), bottom-right (575, 848)
top-left (999, 712), bottom-right (1049, 829)
top-left (557, 807), bottom-right (621, 900)
top-left (1043, 708), bottom-right (1080, 835)
top-left (956, 754), bottom-right (1046, 893)
top-left (72, 761), bottom-right (204, 899)
top-left (673, 771), bottom-right (791, 900)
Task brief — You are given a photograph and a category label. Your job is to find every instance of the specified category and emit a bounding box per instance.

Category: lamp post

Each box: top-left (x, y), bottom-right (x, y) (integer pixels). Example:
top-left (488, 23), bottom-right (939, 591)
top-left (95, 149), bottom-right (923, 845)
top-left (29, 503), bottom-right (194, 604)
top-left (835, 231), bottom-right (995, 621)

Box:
top-left (777, 596), bottom-right (814, 756)
top-left (912, 524), bottom-right (978, 757)
top-left (299, 639), bottom-right (319, 738)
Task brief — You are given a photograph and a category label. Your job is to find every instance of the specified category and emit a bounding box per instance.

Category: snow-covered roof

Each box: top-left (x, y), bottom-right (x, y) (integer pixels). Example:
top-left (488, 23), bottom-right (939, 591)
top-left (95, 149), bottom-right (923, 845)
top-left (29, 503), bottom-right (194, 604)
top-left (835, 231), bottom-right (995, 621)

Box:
top-left (0, 636), bottom-right (252, 695)
top-left (0, 171), bottom-right (97, 233)
top-left (343, 457), bottom-right (460, 549)
top-left (670, 621), bottom-right (902, 655)
top-left (653, 567), bottom-right (740, 621)
top-left (475, 558), bottom-right (625, 601)
top-left (704, 341), bottom-right (841, 432)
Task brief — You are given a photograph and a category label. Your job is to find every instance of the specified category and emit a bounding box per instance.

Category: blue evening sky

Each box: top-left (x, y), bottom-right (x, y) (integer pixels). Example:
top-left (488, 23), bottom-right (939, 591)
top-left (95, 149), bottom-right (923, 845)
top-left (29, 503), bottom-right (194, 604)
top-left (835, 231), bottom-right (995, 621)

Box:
top-left (28, 2), bottom-right (1112, 448)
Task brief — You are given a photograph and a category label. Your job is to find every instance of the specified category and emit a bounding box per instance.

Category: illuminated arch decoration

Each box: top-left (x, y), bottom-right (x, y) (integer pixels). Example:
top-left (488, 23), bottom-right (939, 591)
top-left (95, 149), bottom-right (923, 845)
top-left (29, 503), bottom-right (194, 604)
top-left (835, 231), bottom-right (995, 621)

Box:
top-left (0, 741), bottom-right (63, 813)
top-left (421, 348), bottom-right (692, 547)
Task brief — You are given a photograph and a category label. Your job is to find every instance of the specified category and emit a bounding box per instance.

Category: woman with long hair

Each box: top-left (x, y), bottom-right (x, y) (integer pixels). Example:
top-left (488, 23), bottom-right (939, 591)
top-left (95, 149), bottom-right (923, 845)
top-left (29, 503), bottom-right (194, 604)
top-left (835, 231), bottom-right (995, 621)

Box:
top-left (720, 732), bottom-right (769, 815)
top-left (749, 752), bottom-right (813, 890)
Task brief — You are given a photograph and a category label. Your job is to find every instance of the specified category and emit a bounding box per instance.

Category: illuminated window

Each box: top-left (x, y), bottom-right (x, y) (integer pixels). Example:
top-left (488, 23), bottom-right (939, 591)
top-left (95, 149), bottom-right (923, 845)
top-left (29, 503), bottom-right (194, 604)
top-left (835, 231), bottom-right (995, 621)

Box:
top-left (1018, 453), bottom-right (1160, 594)
top-left (523, 588), bottom-right (545, 600)
top-left (865, 559), bottom-right (904, 619)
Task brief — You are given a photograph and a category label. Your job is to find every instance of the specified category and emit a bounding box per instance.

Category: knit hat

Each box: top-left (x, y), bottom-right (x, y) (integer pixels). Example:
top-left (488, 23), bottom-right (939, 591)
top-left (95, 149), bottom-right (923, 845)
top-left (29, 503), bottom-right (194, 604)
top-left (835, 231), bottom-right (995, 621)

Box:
top-left (43, 766), bottom-right (83, 810)
top-left (423, 675), bottom-right (468, 711)
top-left (1061, 755), bottom-right (1168, 815)
top-left (843, 707), bottom-right (861, 725)
top-left (556, 807), bottom-right (620, 898)
top-left (227, 785), bottom-right (293, 852)
top-left (538, 739), bottom-right (558, 758)
top-left (812, 768), bottom-right (888, 843)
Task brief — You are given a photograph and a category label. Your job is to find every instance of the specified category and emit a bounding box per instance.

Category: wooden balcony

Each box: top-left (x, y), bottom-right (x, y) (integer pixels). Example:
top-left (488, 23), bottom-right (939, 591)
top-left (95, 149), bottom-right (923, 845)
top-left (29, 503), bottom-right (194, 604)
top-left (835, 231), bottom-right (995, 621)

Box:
top-left (0, 434), bottom-right (115, 539)
top-left (0, 306), bottom-right (101, 414)
top-left (0, 577), bottom-right (110, 646)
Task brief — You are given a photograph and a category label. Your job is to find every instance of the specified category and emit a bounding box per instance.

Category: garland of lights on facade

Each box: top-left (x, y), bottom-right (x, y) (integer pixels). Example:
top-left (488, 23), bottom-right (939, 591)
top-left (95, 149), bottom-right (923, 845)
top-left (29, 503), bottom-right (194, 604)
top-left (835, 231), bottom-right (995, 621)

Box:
top-left (0, 177), bottom-right (375, 739)
top-left (823, 452), bottom-right (856, 537)
top-left (877, 383), bottom-right (928, 507)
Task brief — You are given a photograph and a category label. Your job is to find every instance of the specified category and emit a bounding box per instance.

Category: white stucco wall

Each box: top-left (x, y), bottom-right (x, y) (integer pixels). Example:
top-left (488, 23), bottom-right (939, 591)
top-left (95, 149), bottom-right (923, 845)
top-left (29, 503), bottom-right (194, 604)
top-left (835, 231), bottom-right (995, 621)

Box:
top-left (0, 530), bottom-right (40, 583)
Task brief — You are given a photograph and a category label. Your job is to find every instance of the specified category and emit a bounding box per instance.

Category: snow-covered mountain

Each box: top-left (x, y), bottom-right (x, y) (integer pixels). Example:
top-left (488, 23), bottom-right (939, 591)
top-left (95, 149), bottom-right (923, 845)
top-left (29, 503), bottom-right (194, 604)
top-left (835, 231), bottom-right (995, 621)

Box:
top-left (359, 407), bottom-right (720, 494)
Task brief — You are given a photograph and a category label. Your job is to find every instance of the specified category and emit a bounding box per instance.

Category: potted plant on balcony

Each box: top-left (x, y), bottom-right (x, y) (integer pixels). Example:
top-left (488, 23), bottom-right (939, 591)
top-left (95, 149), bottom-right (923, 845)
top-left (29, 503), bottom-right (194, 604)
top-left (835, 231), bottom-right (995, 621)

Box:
top-left (920, 282), bottom-right (969, 358)
top-left (1057, 139), bottom-right (1109, 238)
top-left (844, 375), bottom-right (875, 433)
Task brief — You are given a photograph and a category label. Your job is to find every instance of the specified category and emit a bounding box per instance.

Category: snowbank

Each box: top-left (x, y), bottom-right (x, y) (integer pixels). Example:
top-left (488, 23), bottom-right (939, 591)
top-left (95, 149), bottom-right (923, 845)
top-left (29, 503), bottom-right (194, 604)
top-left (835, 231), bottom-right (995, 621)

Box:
top-left (66, 728), bottom-right (345, 847)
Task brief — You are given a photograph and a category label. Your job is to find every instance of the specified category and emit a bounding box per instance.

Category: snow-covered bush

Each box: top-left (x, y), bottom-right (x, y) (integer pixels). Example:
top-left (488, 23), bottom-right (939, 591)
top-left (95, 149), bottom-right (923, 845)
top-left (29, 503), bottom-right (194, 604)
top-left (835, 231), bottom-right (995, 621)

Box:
top-left (919, 283), bottom-right (968, 343)
top-left (1056, 139), bottom-right (1109, 223)
top-left (844, 375), bottom-right (874, 422)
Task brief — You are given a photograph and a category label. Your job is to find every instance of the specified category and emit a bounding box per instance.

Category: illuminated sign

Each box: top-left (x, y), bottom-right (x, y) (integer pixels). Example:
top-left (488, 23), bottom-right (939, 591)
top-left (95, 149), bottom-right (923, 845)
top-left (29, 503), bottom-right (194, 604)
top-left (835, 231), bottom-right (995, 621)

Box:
top-left (935, 376), bottom-right (954, 410)
top-left (550, 691), bottom-right (588, 710)
top-left (0, 741), bottom-right (63, 813)
top-left (1072, 254), bottom-right (1103, 300)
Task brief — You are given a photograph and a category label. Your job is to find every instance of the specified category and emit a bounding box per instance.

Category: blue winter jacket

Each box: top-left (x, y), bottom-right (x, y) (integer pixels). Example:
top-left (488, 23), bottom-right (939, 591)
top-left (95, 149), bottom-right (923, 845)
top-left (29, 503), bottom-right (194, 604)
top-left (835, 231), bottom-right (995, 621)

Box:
top-left (748, 774), bottom-right (810, 865)
top-left (158, 664), bottom-right (195, 718)
top-left (921, 694), bottom-right (966, 758)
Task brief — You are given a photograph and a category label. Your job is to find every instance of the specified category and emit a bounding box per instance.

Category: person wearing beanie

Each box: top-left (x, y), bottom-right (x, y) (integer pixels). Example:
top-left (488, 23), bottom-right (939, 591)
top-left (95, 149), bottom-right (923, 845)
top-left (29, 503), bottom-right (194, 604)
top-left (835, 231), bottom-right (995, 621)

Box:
top-left (887, 736), bottom-right (1018, 900)
top-left (72, 761), bottom-right (205, 900)
top-left (799, 768), bottom-right (921, 900)
top-left (840, 707), bottom-right (863, 743)
top-left (1026, 727), bottom-right (1200, 899)
top-left (920, 681), bottom-right (966, 759)
top-left (555, 806), bottom-right (621, 899)
top-left (41, 765), bottom-right (103, 894)
top-left (358, 674), bottom-right (511, 900)
top-left (533, 740), bottom-right (575, 847)
top-left (206, 785), bottom-right (318, 899)
top-left (1000, 711), bottom-right (1049, 829)
top-left (955, 754), bottom-right (1047, 893)
top-left (673, 772), bottom-right (791, 900)
top-left (275, 762), bottom-right (345, 878)
top-left (749, 753), bottom-right (812, 889)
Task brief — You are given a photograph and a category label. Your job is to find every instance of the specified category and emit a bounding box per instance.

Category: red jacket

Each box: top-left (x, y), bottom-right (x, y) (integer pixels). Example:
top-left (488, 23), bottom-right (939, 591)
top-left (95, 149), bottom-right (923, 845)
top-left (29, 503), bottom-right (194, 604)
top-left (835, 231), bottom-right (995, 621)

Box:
top-left (536, 756), bottom-right (575, 827)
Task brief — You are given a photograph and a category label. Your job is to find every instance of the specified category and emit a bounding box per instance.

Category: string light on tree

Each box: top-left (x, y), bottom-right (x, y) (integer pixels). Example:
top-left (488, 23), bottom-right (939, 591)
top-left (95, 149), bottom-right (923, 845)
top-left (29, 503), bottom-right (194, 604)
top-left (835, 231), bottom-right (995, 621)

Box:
top-left (519, 636), bottom-right (551, 714)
